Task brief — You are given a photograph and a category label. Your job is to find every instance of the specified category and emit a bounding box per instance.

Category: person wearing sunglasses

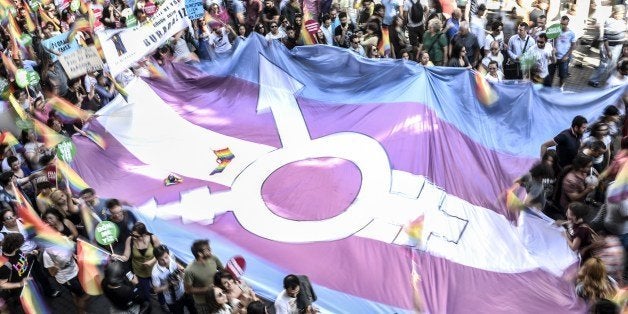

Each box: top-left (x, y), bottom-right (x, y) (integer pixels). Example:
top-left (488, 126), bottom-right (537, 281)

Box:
top-left (265, 22), bottom-right (286, 41)
top-left (348, 34), bottom-right (366, 57)
top-left (481, 40), bottom-right (504, 73)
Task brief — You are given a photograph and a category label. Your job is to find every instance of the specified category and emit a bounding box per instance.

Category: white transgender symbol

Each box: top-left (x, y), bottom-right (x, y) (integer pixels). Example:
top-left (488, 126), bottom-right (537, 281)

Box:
top-left (106, 56), bottom-right (575, 274)
top-left (136, 56), bottom-right (468, 245)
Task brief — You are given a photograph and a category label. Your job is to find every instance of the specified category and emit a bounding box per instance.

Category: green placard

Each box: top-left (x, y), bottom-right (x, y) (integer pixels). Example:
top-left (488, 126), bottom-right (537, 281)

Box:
top-left (56, 140), bottom-right (77, 162)
top-left (95, 221), bottom-right (120, 246)
top-left (126, 15), bottom-right (137, 28)
top-left (26, 71), bottom-right (40, 86)
top-left (545, 24), bottom-right (561, 39)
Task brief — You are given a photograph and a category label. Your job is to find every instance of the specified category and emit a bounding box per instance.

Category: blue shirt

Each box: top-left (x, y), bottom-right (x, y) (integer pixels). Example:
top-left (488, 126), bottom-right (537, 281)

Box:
top-left (381, 0), bottom-right (399, 25)
top-left (554, 30), bottom-right (575, 59)
top-left (446, 18), bottom-right (460, 40)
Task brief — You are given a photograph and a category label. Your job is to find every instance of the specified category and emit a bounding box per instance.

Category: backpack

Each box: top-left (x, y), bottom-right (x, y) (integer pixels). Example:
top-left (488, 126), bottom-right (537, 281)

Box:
top-left (409, 0), bottom-right (424, 24)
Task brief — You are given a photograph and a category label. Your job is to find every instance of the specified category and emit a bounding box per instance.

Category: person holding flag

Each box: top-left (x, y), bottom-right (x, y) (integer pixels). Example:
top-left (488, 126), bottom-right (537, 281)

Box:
top-left (43, 246), bottom-right (89, 313)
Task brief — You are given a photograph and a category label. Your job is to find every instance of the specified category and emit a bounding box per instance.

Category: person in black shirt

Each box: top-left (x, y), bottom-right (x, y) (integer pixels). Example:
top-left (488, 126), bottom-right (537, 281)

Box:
top-left (540, 115), bottom-right (588, 168)
top-left (0, 233), bottom-right (31, 313)
top-left (102, 261), bottom-right (149, 313)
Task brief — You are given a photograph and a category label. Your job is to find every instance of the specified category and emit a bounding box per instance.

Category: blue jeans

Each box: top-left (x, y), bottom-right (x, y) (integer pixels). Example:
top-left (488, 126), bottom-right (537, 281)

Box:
top-left (589, 44), bottom-right (623, 84)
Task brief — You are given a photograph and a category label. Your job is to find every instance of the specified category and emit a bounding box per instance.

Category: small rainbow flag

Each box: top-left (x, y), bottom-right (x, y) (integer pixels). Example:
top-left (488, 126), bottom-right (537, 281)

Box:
top-left (7, 12), bottom-right (22, 38)
top-left (0, 131), bottom-right (20, 147)
top-left (68, 18), bottom-right (92, 41)
top-left (14, 188), bottom-right (74, 251)
top-left (20, 279), bottom-right (51, 314)
top-left (474, 71), bottom-right (499, 107)
top-left (8, 94), bottom-right (27, 121)
top-left (210, 148), bottom-right (235, 175)
top-left (146, 61), bottom-right (166, 79)
top-left (405, 215), bottom-right (424, 242)
top-left (85, 130), bottom-right (107, 150)
top-left (77, 240), bottom-right (106, 295)
top-left (32, 118), bottom-right (67, 148)
top-left (38, 7), bottom-right (60, 31)
top-left (47, 96), bottom-right (91, 122)
top-left (1, 51), bottom-right (18, 77)
top-left (378, 27), bottom-right (391, 57)
top-left (56, 159), bottom-right (90, 194)
top-left (21, 0), bottom-right (36, 33)
top-left (607, 160), bottom-right (628, 204)
top-left (112, 78), bottom-right (128, 98)
top-left (93, 36), bottom-right (104, 59)
top-left (505, 186), bottom-right (525, 212)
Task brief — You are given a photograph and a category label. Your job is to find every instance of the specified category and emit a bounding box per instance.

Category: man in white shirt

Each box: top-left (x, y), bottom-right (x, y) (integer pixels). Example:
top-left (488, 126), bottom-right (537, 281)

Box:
top-left (265, 21), bottom-right (287, 41)
top-left (348, 35), bottom-right (366, 57)
top-left (274, 274), bottom-right (300, 314)
top-left (152, 245), bottom-right (195, 313)
top-left (209, 25), bottom-right (234, 54)
top-left (320, 14), bottom-right (335, 45)
top-left (485, 60), bottom-right (504, 82)
top-left (470, 4), bottom-right (487, 53)
top-left (529, 33), bottom-right (555, 84)
top-left (482, 40), bottom-right (504, 71)
top-left (43, 247), bottom-right (88, 312)
top-left (507, 22), bottom-right (536, 61)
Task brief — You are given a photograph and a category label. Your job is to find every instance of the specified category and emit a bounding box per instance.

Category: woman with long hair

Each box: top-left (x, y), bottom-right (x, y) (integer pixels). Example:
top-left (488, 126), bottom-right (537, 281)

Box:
top-left (113, 222), bottom-right (162, 304)
top-left (575, 257), bottom-right (618, 303)
top-left (447, 44), bottom-right (471, 69)
top-left (390, 15), bottom-right (410, 59)
top-left (205, 286), bottom-right (234, 314)
top-left (360, 23), bottom-right (380, 52)
top-left (214, 270), bottom-right (258, 311)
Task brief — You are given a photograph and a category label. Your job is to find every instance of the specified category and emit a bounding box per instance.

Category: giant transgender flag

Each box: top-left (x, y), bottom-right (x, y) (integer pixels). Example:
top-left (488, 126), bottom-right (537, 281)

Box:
top-left (72, 36), bottom-right (627, 313)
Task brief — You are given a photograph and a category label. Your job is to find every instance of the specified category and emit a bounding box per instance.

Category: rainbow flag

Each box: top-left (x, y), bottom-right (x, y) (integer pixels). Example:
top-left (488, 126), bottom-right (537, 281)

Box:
top-left (47, 96), bottom-right (90, 122)
top-left (0, 0), bottom-right (13, 8)
top-left (68, 18), bottom-right (92, 41)
top-left (0, 131), bottom-right (21, 148)
top-left (607, 160), bottom-right (628, 204)
top-left (20, 279), bottom-right (51, 314)
top-left (93, 36), bottom-right (104, 59)
top-left (21, 0), bottom-right (36, 33)
top-left (7, 12), bottom-right (22, 38)
top-left (32, 118), bottom-right (67, 148)
top-left (405, 215), bottom-right (424, 242)
top-left (112, 78), bottom-right (128, 98)
top-left (378, 27), bottom-right (391, 57)
top-left (474, 71), bottom-right (499, 107)
top-left (14, 188), bottom-right (74, 251)
top-left (79, 0), bottom-right (89, 14)
top-left (505, 186), bottom-right (525, 212)
top-left (147, 61), bottom-right (166, 79)
top-left (210, 148), bottom-right (235, 175)
top-left (56, 159), bottom-right (90, 194)
top-left (1, 51), bottom-right (18, 77)
top-left (37, 7), bottom-right (60, 31)
top-left (300, 5), bottom-right (316, 45)
top-left (77, 240), bottom-right (106, 295)
top-left (85, 130), bottom-right (107, 150)
top-left (8, 94), bottom-right (27, 120)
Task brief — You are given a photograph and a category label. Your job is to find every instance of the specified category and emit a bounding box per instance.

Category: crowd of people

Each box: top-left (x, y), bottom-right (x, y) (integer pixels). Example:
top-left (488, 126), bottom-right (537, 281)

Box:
top-left (0, 0), bottom-right (626, 312)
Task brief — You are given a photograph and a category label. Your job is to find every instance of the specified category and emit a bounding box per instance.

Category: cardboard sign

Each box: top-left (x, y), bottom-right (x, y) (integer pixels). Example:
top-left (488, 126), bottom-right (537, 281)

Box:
top-left (185, 0), bottom-right (204, 20)
top-left (42, 32), bottom-right (81, 62)
top-left (59, 46), bottom-right (104, 79)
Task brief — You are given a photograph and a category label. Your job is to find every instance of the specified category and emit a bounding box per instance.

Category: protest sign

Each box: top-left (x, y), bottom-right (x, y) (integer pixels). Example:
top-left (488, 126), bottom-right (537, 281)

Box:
top-left (42, 32), bottom-right (81, 62)
top-left (59, 46), bottom-right (104, 79)
top-left (185, 0), bottom-right (204, 20)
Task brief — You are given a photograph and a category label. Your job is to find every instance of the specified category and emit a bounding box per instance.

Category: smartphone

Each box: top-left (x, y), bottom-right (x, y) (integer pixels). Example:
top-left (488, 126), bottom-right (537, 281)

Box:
top-left (125, 271), bottom-right (134, 281)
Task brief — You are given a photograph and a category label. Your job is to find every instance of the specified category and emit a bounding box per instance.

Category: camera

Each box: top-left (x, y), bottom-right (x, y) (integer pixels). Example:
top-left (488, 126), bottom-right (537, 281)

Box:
top-left (167, 269), bottom-right (183, 285)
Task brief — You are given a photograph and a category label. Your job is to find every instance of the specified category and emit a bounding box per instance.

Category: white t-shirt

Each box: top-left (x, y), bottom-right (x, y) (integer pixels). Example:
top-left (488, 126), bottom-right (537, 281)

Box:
top-left (485, 71), bottom-right (503, 83)
top-left (43, 248), bottom-right (79, 284)
top-left (172, 37), bottom-right (192, 62)
top-left (470, 15), bottom-right (487, 48)
top-left (529, 42), bottom-right (553, 78)
top-left (484, 32), bottom-right (504, 52)
top-left (151, 257), bottom-right (185, 304)
top-left (482, 53), bottom-right (504, 71)
top-left (265, 30), bottom-right (287, 41)
top-left (274, 290), bottom-right (298, 314)
top-left (0, 221), bottom-right (37, 253)
top-left (209, 28), bottom-right (232, 54)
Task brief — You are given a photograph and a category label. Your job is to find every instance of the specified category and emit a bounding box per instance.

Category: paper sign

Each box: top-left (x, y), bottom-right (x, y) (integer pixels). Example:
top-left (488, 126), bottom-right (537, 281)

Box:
top-left (59, 46), bottom-right (104, 79)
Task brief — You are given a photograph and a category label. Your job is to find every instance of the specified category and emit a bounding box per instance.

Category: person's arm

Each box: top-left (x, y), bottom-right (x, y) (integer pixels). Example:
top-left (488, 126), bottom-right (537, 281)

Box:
top-left (539, 139), bottom-right (557, 158)
top-left (566, 185), bottom-right (595, 203)
top-left (0, 278), bottom-right (27, 290)
top-left (507, 37), bottom-right (517, 60)
top-left (566, 234), bottom-right (582, 251)
top-left (152, 272), bottom-right (170, 293)
top-left (112, 236), bottom-right (132, 261)
top-left (184, 270), bottom-right (211, 294)
top-left (562, 35), bottom-right (576, 61)
top-left (64, 219), bottom-right (79, 240)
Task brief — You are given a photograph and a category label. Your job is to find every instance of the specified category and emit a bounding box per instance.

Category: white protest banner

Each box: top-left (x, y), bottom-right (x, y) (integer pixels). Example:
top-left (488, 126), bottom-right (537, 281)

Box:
top-left (42, 32), bottom-right (81, 62)
top-left (59, 46), bottom-right (104, 79)
top-left (97, 0), bottom-right (190, 76)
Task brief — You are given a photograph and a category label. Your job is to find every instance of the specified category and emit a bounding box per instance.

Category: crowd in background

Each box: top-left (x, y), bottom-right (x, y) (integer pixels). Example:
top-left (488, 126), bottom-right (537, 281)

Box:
top-left (0, 0), bottom-right (626, 312)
